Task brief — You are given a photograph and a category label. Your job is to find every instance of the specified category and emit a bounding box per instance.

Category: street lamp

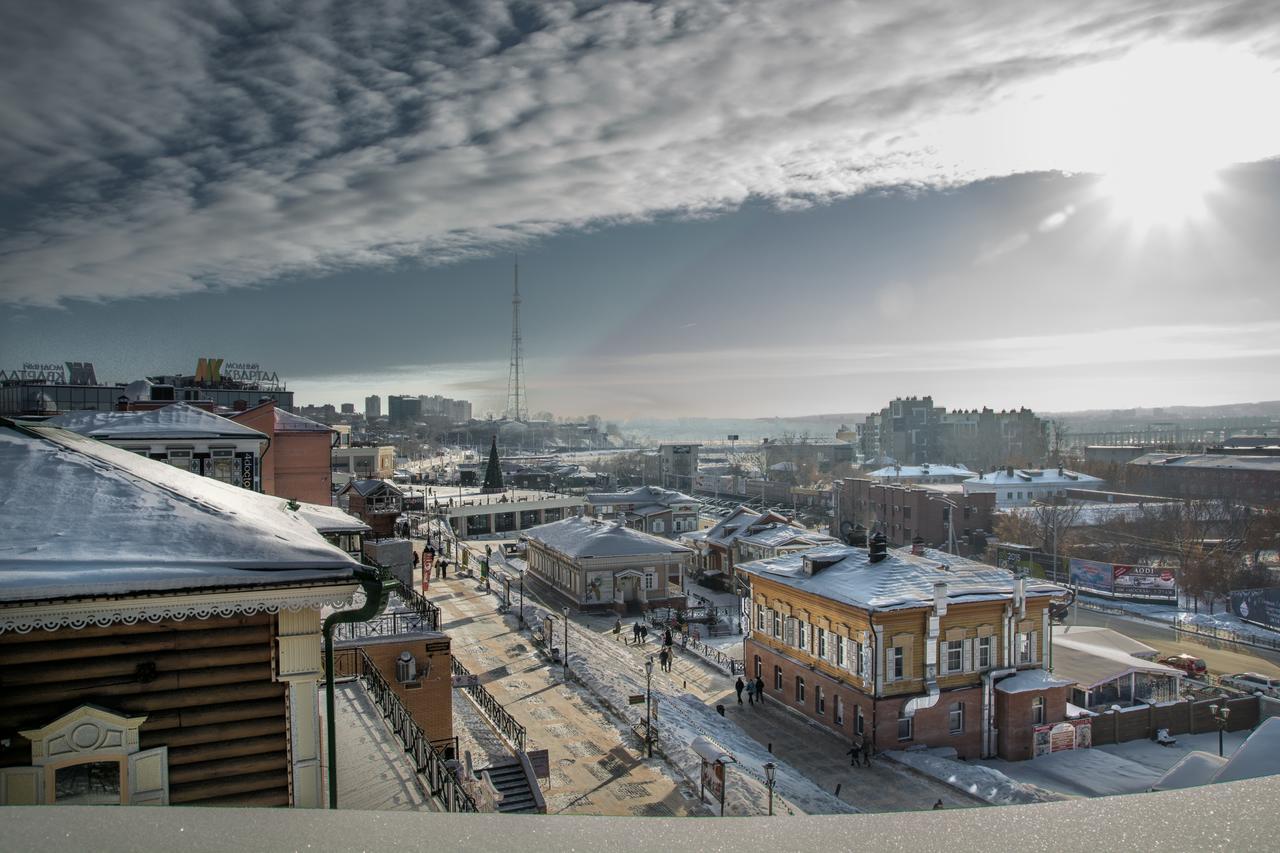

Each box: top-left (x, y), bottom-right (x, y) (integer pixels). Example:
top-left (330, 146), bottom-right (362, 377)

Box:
top-left (1209, 699), bottom-right (1231, 757)
top-left (563, 607), bottom-right (570, 678)
top-left (764, 761), bottom-right (776, 816)
top-left (518, 569), bottom-right (525, 626)
top-left (644, 657), bottom-right (655, 758)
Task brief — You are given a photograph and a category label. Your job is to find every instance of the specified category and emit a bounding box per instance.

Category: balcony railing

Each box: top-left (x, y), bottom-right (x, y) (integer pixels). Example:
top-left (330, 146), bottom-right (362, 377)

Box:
top-left (450, 658), bottom-right (527, 752)
top-left (341, 647), bottom-right (478, 813)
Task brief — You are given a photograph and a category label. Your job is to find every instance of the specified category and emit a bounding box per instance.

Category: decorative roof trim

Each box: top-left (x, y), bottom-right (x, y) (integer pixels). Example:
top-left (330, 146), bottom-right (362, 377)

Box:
top-left (0, 583), bottom-right (359, 634)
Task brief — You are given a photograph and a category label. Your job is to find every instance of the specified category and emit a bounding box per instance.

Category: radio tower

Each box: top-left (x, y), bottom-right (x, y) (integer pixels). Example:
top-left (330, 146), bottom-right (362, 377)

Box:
top-left (505, 258), bottom-right (529, 422)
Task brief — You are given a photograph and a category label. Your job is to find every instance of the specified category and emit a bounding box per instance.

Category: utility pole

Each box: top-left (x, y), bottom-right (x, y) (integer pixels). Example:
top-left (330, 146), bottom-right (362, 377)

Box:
top-left (506, 257), bottom-right (529, 422)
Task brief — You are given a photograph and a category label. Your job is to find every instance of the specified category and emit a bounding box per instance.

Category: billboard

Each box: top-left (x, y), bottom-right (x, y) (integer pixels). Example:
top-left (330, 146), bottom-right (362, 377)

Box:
top-left (1069, 559), bottom-right (1113, 595)
top-left (1069, 559), bottom-right (1176, 601)
top-left (1231, 587), bottom-right (1280, 631)
top-left (1111, 564), bottom-right (1176, 600)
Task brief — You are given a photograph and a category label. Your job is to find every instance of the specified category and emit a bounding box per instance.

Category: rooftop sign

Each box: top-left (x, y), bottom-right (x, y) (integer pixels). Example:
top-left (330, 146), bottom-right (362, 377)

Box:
top-left (0, 361), bottom-right (98, 385)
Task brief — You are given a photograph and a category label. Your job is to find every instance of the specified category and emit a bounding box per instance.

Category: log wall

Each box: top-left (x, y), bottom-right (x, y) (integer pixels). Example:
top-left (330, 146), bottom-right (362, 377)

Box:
top-left (0, 612), bottom-right (289, 806)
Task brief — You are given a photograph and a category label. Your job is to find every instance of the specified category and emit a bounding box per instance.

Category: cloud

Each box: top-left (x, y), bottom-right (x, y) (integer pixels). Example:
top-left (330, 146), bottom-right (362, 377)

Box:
top-left (1, 1), bottom-right (1278, 307)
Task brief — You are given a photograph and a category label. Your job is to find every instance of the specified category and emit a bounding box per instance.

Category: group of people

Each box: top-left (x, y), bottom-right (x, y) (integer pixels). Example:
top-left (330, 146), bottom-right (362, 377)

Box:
top-left (734, 675), bottom-right (768, 706)
top-left (846, 738), bottom-right (873, 767)
top-left (615, 620), bottom-right (679, 672)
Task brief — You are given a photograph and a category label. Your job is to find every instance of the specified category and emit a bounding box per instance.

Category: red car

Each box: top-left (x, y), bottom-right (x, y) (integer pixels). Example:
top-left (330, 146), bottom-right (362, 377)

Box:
top-left (1161, 654), bottom-right (1208, 678)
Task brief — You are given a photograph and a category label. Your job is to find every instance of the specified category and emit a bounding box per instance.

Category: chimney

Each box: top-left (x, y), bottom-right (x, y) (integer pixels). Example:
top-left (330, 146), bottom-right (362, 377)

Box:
top-left (911, 536), bottom-right (925, 556)
top-left (869, 532), bottom-right (888, 563)
top-left (933, 581), bottom-right (949, 616)
top-left (1006, 465), bottom-right (1015, 477)
top-left (846, 524), bottom-right (868, 547)
top-left (233, 399), bottom-right (249, 411)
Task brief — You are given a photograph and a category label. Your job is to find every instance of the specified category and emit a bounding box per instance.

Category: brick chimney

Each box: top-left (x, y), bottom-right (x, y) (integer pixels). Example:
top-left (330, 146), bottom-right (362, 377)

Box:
top-left (911, 536), bottom-right (925, 556)
top-left (869, 532), bottom-right (888, 563)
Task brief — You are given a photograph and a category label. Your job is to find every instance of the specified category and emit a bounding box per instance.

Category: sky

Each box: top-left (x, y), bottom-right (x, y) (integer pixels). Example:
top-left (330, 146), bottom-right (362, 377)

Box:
top-left (2, 1), bottom-right (1279, 419)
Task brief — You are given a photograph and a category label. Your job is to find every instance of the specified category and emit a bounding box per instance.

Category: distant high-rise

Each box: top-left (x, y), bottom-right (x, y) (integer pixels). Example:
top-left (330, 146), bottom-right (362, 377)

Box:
top-left (365, 395), bottom-right (381, 420)
top-left (505, 259), bottom-right (529, 422)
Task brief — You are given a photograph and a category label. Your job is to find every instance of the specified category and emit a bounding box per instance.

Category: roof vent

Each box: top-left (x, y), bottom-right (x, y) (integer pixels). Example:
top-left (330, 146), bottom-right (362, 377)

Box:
top-left (911, 536), bottom-right (925, 556)
top-left (869, 532), bottom-right (888, 564)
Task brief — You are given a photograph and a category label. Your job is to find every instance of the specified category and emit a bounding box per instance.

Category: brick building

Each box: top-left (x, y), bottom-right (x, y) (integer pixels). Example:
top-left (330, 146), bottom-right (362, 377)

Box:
top-left (833, 478), bottom-right (995, 555)
top-left (584, 485), bottom-right (701, 538)
top-left (1127, 451), bottom-right (1280, 505)
top-left (739, 537), bottom-right (1070, 760)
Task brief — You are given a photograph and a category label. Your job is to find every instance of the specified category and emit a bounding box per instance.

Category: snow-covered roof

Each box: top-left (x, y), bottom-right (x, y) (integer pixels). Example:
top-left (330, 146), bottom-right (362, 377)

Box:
top-left (274, 408), bottom-right (332, 433)
top-left (1050, 638), bottom-right (1183, 689)
top-left (868, 464), bottom-right (976, 479)
top-left (521, 516), bottom-right (692, 560)
top-left (585, 485), bottom-right (697, 507)
top-left (297, 502), bottom-right (371, 534)
top-left (738, 543), bottom-right (1063, 612)
top-left (964, 468), bottom-right (1103, 487)
top-left (341, 479), bottom-right (403, 497)
top-left (1130, 452), bottom-right (1280, 473)
top-left (737, 524), bottom-right (838, 549)
top-left (43, 402), bottom-right (267, 441)
top-left (995, 669), bottom-right (1075, 694)
top-left (1052, 625), bottom-right (1158, 660)
top-left (0, 422), bottom-right (361, 604)
top-left (1214, 717), bottom-right (1280, 784)
top-left (705, 507), bottom-right (791, 548)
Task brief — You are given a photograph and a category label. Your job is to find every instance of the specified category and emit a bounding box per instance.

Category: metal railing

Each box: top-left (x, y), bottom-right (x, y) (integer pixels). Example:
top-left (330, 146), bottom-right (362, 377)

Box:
top-left (331, 610), bottom-right (434, 641)
top-left (679, 634), bottom-right (745, 675)
top-left (392, 577), bottom-right (442, 632)
top-left (450, 658), bottom-right (527, 752)
top-left (348, 647), bottom-right (478, 813)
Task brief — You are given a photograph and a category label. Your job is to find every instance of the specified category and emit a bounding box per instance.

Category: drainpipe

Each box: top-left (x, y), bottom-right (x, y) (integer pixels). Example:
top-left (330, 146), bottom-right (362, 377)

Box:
top-left (982, 667), bottom-right (1017, 758)
top-left (903, 583), bottom-right (948, 718)
top-left (323, 569), bottom-right (395, 809)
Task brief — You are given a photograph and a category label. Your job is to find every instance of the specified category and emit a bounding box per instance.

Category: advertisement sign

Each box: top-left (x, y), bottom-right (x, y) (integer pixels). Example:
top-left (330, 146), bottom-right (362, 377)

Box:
top-left (701, 759), bottom-right (724, 802)
top-left (240, 454), bottom-right (255, 490)
top-left (1069, 558), bottom-right (1113, 595)
top-left (1232, 587), bottom-right (1280, 630)
top-left (1112, 564), bottom-right (1176, 600)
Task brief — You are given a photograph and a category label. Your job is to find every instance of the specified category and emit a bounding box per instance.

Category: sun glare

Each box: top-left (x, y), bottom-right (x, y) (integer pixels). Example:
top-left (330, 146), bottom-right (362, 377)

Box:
top-left (1095, 161), bottom-right (1220, 229)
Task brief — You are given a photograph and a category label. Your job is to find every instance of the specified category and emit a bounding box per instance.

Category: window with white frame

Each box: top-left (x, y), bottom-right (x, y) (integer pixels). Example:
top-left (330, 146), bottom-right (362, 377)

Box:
top-left (945, 640), bottom-right (963, 674)
top-left (817, 627), bottom-right (827, 660)
top-left (897, 715), bottom-right (913, 741)
top-left (835, 634), bottom-right (845, 668)
top-left (978, 636), bottom-right (993, 670)
top-left (835, 695), bottom-right (844, 726)
top-left (1032, 696), bottom-right (1045, 724)
top-left (815, 685), bottom-right (825, 715)
top-left (949, 702), bottom-right (964, 735)
top-left (855, 706), bottom-right (864, 736)
top-left (644, 573), bottom-right (654, 590)
top-left (795, 676), bottom-right (805, 703)
top-left (1017, 631), bottom-right (1036, 664)
top-left (651, 520), bottom-right (665, 533)
top-left (797, 620), bottom-right (807, 651)
top-left (890, 646), bottom-right (905, 681)
top-left (772, 610), bottom-right (782, 638)
top-left (774, 665), bottom-right (783, 690)
top-left (756, 605), bottom-right (766, 632)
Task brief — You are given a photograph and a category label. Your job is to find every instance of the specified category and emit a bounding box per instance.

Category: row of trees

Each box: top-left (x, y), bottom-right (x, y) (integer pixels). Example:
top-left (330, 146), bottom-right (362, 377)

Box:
top-left (994, 500), bottom-right (1280, 612)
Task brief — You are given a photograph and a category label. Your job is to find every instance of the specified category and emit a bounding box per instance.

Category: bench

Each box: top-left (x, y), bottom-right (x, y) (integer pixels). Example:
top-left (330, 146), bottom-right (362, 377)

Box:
top-left (631, 721), bottom-right (659, 749)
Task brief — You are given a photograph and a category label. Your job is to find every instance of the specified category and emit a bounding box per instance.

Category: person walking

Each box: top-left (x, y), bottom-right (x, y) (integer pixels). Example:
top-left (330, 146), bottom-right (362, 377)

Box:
top-left (632, 623), bottom-right (641, 645)
top-left (613, 619), bottom-right (622, 641)
top-left (755, 675), bottom-right (765, 704)
top-left (861, 740), bottom-right (872, 767)
top-left (735, 677), bottom-right (745, 704)
top-left (664, 628), bottom-right (673, 647)
top-left (640, 625), bottom-right (649, 644)
top-left (746, 679), bottom-right (755, 705)
top-left (847, 738), bottom-right (861, 767)
top-left (659, 648), bottom-right (670, 673)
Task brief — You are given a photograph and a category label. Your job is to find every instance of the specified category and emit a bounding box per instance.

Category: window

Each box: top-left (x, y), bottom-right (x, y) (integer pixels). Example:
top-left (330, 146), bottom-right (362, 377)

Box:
top-left (754, 655), bottom-right (762, 679)
top-left (891, 646), bottom-right (905, 681)
top-left (978, 636), bottom-right (993, 670)
top-left (1017, 631), bottom-right (1036, 664)
top-left (1007, 492), bottom-right (1014, 500)
top-left (756, 605), bottom-right (766, 632)
top-left (903, 506), bottom-right (912, 520)
top-left (855, 706), bottom-right (864, 736)
top-left (772, 610), bottom-right (782, 638)
top-left (946, 640), bottom-right (963, 674)
top-left (797, 620), bottom-right (807, 651)
top-left (815, 685), bottom-right (825, 715)
top-left (651, 520), bottom-right (665, 533)
top-left (795, 676), bottom-right (805, 703)
top-left (1032, 696), bottom-right (1045, 725)
top-left (836, 635), bottom-right (845, 668)
top-left (817, 627), bottom-right (827, 660)
top-left (949, 702), bottom-right (964, 735)
top-left (835, 695), bottom-right (844, 726)
top-left (644, 573), bottom-right (654, 590)
top-left (897, 716), bottom-right (913, 741)
top-left (774, 665), bottom-right (783, 691)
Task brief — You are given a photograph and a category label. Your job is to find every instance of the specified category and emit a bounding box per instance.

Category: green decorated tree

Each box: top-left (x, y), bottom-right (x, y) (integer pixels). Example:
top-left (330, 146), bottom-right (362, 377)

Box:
top-left (482, 435), bottom-right (504, 493)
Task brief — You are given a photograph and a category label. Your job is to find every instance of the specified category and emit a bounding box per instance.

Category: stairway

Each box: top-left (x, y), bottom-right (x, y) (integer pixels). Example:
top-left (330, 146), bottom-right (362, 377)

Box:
top-left (483, 761), bottom-right (541, 813)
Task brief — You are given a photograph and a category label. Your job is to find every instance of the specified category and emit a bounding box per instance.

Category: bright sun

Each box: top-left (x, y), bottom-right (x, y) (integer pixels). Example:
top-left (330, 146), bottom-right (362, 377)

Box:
top-left (1095, 161), bottom-right (1220, 229)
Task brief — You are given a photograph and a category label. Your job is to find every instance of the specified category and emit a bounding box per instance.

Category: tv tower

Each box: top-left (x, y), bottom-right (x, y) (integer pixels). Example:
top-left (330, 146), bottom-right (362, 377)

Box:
top-left (505, 257), bottom-right (529, 422)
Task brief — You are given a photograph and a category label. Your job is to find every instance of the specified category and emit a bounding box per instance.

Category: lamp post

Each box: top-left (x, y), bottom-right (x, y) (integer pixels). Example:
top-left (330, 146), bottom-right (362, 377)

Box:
top-left (764, 761), bottom-right (776, 816)
top-left (1209, 699), bottom-right (1231, 757)
top-left (518, 569), bottom-right (525, 626)
top-left (563, 606), bottom-right (570, 678)
top-left (644, 657), bottom-right (655, 758)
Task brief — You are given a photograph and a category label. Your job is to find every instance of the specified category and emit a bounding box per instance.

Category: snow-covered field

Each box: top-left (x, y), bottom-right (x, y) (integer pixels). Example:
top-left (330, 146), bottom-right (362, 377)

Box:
top-left (885, 748), bottom-right (1059, 806)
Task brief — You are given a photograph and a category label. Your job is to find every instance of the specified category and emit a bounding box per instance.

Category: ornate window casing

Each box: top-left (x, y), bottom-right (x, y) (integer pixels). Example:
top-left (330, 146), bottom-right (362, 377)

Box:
top-left (0, 705), bottom-right (167, 806)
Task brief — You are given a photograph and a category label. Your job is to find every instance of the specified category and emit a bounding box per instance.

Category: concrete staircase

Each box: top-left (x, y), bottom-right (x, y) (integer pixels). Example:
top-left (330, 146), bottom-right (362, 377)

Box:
top-left (483, 761), bottom-right (542, 813)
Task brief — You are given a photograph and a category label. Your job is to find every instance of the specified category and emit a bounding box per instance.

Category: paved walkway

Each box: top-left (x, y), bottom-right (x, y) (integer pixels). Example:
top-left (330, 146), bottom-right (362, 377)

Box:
top-left (324, 681), bottom-right (431, 811)
top-left (424, 574), bottom-right (709, 817)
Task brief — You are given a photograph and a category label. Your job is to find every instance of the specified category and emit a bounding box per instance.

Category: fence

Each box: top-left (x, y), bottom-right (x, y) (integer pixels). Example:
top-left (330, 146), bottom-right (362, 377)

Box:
top-left (450, 658), bottom-right (527, 752)
top-left (338, 646), bottom-right (478, 813)
top-left (392, 577), bottom-right (442, 632)
top-left (332, 610), bottom-right (434, 642)
top-left (1085, 695), bottom-right (1259, 746)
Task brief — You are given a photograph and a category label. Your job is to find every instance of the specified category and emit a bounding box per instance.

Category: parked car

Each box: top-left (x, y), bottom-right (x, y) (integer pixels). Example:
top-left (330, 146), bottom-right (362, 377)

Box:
top-left (1160, 654), bottom-right (1208, 678)
top-left (1219, 672), bottom-right (1280, 698)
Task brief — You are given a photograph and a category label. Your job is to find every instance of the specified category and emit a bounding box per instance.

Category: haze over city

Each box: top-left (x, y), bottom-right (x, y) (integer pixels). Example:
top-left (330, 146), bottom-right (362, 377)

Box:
top-left (2, 2), bottom-right (1279, 418)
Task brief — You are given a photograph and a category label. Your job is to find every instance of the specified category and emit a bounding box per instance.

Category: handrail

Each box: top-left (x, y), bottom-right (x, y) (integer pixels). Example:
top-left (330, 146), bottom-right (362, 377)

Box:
top-left (450, 658), bottom-right (527, 752)
top-left (351, 647), bottom-right (478, 813)
top-left (393, 577), bottom-right (443, 632)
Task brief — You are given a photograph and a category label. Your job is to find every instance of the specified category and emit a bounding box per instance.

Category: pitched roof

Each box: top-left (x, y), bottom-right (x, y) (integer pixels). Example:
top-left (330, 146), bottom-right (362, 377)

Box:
top-left (585, 485), bottom-right (697, 506)
top-left (341, 479), bottom-right (403, 497)
top-left (736, 523), bottom-right (838, 549)
top-left (0, 421), bottom-right (359, 604)
top-left (1049, 640), bottom-right (1183, 689)
top-left (274, 408), bottom-right (332, 433)
top-left (43, 402), bottom-right (267, 441)
top-left (739, 543), bottom-right (1063, 612)
top-left (704, 506), bottom-right (792, 548)
top-left (521, 516), bottom-right (692, 559)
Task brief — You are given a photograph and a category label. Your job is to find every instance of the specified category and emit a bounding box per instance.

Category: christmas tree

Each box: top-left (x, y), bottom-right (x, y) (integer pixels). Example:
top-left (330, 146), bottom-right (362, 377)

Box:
top-left (482, 435), bottom-right (504, 493)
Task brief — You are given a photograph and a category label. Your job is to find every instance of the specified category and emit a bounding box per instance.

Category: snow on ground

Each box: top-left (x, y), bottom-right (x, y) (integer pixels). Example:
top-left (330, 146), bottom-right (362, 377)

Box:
top-left (885, 748), bottom-right (1059, 806)
top-left (979, 730), bottom-right (1252, 799)
top-left (1078, 594), bottom-right (1280, 649)
top-left (512, 595), bottom-right (855, 816)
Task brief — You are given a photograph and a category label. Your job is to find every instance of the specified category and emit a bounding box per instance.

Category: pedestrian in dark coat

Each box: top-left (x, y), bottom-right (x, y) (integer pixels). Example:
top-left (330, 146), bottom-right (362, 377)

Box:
top-left (847, 739), bottom-right (861, 766)
top-left (861, 741), bottom-right (872, 767)
top-left (664, 628), bottom-right (673, 647)
top-left (632, 623), bottom-right (641, 644)
top-left (659, 649), bottom-right (670, 672)
top-left (640, 625), bottom-right (649, 644)
top-left (735, 677), bottom-right (745, 704)
top-left (755, 675), bottom-right (765, 703)
top-left (746, 680), bottom-right (755, 705)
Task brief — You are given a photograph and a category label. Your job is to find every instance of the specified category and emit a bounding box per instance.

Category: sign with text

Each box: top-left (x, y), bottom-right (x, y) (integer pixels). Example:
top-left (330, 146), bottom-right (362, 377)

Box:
top-left (0, 361), bottom-right (97, 385)
top-left (1068, 558), bottom-right (1113, 595)
top-left (1232, 587), bottom-right (1280, 630)
top-left (1111, 564), bottom-right (1176, 600)
top-left (194, 357), bottom-right (280, 386)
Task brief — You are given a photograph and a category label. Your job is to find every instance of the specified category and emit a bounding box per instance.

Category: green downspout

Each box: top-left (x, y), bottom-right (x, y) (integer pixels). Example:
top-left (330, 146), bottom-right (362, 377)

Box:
top-left (323, 568), bottom-right (395, 809)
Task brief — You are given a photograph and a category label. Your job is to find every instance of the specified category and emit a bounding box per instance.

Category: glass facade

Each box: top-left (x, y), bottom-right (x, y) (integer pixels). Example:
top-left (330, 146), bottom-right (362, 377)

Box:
top-left (0, 381), bottom-right (293, 417)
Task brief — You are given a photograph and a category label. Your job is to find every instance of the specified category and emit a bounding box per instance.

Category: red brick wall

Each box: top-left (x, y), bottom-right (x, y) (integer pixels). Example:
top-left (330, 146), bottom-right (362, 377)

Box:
top-left (747, 638), bottom-right (986, 758)
top-left (360, 638), bottom-right (453, 745)
top-left (996, 685), bottom-right (1069, 760)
